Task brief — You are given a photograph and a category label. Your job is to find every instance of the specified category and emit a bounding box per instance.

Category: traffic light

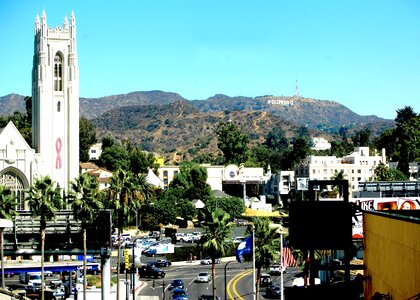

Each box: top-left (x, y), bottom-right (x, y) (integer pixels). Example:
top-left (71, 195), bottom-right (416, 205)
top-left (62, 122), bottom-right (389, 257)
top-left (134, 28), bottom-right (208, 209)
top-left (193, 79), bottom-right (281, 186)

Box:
top-left (124, 249), bottom-right (130, 270)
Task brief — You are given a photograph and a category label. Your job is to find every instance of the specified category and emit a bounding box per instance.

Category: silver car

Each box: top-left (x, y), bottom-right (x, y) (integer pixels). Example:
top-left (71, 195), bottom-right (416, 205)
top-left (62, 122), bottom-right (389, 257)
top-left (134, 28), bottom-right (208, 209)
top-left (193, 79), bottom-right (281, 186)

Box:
top-left (195, 272), bottom-right (211, 283)
top-left (200, 257), bottom-right (221, 265)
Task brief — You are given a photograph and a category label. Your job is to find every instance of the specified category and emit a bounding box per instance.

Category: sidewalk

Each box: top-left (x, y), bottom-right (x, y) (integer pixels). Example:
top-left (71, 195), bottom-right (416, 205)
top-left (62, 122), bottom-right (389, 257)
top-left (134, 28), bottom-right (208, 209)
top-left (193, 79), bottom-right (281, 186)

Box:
top-left (170, 256), bottom-right (236, 267)
top-left (66, 257), bottom-right (236, 299)
top-left (68, 280), bottom-right (145, 300)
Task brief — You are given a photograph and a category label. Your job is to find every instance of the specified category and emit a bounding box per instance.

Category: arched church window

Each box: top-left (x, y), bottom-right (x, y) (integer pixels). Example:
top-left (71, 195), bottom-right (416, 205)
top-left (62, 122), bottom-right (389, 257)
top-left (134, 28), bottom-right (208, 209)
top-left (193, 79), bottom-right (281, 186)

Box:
top-left (57, 101), bottom-right (61, 112)
top-left (54, 53), bottom-right (63, 92)
top-left (0, 172), bottom-right (26, 210)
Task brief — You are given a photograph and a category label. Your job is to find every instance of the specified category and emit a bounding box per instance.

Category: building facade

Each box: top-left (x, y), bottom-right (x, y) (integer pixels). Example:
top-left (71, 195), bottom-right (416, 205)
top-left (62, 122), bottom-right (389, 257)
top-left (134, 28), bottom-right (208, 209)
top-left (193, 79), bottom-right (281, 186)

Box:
top-left (295, 147), bottom-right (386, 192)
top-left (32, 10), bottom-right (79, 191)
top-left (0, 11), bottom-right (79, 200)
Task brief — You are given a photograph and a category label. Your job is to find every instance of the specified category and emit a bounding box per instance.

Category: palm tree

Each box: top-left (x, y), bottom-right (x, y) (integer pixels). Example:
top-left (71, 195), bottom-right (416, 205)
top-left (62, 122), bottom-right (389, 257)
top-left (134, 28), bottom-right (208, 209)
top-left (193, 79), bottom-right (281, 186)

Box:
top-left (0, 185), bottom-right (17, 289)
top-left (132, 173), bottom-right (155, 231)
top-left (70, 173), bottom-right (103, 300)
top-left (27, 176), bottom-right (63, 300)
top-left (250, 217), bottom-right (280, 299)
top-left (106, 168), bottom-right (138, 300)
top-left (331, 170), bottom-right (347, 197)
top-left (201, 208), bottom-right (234, 300)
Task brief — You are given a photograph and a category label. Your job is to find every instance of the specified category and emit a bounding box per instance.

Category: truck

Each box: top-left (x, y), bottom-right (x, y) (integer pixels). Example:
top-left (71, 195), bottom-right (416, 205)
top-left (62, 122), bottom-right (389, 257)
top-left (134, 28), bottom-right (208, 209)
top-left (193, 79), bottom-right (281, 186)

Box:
top-left (138, 265), bottom-right (166, 279)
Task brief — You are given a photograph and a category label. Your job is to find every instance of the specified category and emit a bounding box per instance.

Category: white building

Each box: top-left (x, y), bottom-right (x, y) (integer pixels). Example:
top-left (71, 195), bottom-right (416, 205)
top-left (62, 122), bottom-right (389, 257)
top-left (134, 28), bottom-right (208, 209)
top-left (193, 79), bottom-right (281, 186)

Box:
top-left (88, 143), bottom-right (103, 161)
top-left (32, 10), bottom-right (79, 192)
top-left (158, 164), bottom-right (273, 210)
top-left (311, 137), bottom-right (331, 151)
top-left (0, 11), bottom-right (79, 198)
top-left (295, 147), bottom-right (386, 192)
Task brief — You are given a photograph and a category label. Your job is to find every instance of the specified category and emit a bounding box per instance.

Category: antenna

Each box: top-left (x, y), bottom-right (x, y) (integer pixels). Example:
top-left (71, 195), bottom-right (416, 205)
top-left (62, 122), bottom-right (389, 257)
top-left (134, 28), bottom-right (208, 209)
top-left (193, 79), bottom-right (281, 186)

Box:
top-left (295, 79), bottom-right (299, 97)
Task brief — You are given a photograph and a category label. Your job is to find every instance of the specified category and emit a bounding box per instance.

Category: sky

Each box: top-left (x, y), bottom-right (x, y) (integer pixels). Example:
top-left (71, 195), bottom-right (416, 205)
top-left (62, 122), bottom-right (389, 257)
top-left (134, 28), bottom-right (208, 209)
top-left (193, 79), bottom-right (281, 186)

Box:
top-left (0, 0), bottom-right (419, 120)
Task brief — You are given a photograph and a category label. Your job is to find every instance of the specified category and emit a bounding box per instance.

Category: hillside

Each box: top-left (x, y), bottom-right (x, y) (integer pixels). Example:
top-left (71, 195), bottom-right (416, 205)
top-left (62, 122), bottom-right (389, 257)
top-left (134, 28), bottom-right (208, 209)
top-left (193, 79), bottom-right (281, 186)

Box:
top-left (92, 100), bottom-right (300, 162)
top-left (0, 91), bottom-right (395, 162)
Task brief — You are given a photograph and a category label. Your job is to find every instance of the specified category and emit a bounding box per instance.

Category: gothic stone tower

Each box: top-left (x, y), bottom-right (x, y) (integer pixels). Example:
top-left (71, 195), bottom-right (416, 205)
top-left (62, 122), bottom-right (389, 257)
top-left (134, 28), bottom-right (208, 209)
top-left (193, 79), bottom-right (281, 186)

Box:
top-left (32, 10), bottom-right (79, 192)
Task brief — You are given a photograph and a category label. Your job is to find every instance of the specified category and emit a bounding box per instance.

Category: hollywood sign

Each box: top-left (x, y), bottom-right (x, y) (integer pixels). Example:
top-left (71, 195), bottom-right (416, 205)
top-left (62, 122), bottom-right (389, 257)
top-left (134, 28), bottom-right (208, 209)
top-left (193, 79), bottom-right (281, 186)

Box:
top-left (267, 99), bottom-right (294, 106)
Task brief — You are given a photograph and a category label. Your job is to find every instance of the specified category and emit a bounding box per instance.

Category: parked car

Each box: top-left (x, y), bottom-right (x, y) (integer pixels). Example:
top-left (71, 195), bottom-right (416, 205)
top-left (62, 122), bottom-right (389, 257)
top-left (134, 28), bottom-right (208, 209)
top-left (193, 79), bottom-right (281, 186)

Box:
top-left (260, 273), bottom-right (272, 287)
top-left (149, 231), bottom-right (161, 238)
top-left (169, 279), bottom-right (184, 290)
top-left (265, 284), bottom-right (282, 299)
top-left (44, 270), bottom-right (53, 277)
top-left (178, 235), bottom-right (193, 243)
top-left (198, 295), bottom-right (220, 300)
top-left (232, 236), bottom-right (245, 244)
top-left (138, 265), bottom-right (165, 279)
top-left (200, 257), bottom-right (221, 265)
top-left (195, 272), bottom-right (211, 283)
top-left (5, 271), bottom-right (14, 278)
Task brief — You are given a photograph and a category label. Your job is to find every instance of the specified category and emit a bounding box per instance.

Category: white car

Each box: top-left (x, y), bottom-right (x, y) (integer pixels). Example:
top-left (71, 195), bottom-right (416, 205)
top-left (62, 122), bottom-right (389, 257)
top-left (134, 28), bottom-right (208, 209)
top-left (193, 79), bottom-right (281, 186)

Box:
top-left (200, 257), bottom-right (221, 265)
top-left (195, 272), bottom-right (211, 283)
top-left (44, 270), bottom-right (53, 277)
top-left (232, 236), bottom-right (244, 244)
top-left (269, 264), bottom-right (285, 275)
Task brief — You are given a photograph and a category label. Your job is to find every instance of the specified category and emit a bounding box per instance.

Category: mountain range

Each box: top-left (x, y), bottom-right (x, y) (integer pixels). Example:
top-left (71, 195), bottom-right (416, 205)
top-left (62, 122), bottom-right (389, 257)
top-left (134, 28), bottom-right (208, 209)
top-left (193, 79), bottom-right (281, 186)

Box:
top-left (0, 91), bottom-right (394, 162)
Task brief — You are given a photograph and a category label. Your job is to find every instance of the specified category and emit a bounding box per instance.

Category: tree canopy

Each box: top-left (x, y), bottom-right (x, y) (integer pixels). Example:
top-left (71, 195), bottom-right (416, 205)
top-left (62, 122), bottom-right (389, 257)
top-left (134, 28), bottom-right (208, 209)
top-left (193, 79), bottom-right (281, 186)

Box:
top-left (79, 117), bottom-right (97, 162)
top-left (216, 121), bottom-right (250, 165)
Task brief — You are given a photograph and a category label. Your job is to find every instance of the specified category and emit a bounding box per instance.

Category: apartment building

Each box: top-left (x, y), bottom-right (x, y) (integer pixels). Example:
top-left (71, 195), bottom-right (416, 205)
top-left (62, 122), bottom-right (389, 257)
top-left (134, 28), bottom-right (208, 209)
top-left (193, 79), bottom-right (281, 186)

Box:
top-left (295, 147), bottom-right (386, 192)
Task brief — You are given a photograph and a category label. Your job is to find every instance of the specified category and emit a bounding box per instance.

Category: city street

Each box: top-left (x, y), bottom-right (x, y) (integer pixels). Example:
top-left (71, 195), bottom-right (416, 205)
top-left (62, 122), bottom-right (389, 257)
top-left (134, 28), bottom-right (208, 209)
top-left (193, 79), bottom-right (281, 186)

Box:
top-left (137, 260), bottom-right (301, 300)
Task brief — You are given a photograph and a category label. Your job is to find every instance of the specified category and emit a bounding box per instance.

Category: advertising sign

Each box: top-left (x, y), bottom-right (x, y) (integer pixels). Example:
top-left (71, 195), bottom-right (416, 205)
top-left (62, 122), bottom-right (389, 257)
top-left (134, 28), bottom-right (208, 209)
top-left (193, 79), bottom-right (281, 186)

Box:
top-left (351, 197), bottom-right (420, 238)
top-left (297, 178), bottom-right (309, 191)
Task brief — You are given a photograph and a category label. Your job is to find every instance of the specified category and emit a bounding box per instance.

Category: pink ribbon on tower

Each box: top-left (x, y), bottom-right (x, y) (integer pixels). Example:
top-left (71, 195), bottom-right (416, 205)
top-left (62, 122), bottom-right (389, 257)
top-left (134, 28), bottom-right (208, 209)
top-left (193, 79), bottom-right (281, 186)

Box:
top-left (56, 137), bottom-right (62, 169)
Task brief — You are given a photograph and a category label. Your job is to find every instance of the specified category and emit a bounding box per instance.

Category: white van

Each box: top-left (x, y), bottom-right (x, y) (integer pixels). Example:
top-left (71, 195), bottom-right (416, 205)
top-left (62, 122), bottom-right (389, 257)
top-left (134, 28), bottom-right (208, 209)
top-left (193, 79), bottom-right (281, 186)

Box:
top-left (19, 272), bottom-right (42, 287)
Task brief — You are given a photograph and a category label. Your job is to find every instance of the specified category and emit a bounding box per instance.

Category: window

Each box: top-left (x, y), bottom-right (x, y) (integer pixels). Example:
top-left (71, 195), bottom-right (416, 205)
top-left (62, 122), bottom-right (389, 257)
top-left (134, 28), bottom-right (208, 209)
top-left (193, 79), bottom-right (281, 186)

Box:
top-left (54, 53), bottom-right (63, 91)
top-left (163, 171), bottom-right (168, 177)
top-left (57, 101), bottom-right (61, 112)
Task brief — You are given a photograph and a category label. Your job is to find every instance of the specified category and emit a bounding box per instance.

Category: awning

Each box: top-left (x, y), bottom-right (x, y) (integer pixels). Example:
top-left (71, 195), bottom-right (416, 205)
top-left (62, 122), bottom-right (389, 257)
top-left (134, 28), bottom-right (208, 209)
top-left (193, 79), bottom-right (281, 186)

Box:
top-left (243, 208), bottom-right (286, 218)
top-left (352, 233), bottom-right (363, 239)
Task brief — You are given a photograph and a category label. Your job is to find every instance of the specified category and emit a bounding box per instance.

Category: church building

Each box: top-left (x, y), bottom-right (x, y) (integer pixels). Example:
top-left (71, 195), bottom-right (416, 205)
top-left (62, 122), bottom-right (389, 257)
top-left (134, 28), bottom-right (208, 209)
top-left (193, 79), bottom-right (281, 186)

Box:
top-left (0, 10), bottom-right (79, 207)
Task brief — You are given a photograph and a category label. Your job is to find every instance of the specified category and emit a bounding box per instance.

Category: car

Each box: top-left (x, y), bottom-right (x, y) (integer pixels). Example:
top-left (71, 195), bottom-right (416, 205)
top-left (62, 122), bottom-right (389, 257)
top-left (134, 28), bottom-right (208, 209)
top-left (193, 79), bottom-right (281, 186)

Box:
top-left (200, 257), bottom-right (221, 265)
top-left (171, 287), bottom-right (188, 297)
top-left (269, 264), bottom-right (284, 275)
top-left (172, 294), bottom-right (189, 300)
top-left (260, 273), bottom-right (272, 287)
top-left (149, 231), bottom-right (161, 238)
top-left (155, 259), bottom-right (172, 267)
top-left (232, 236), bottom-right (245, 244)
top-left (198, 295), bottom-right (220, 300)
top-left (195, 272), bottom-right (211, 283)
top-left (44, 270), bottom-right (53, 277)
top-left (265, 284), bottom-right (282, 299)
top-left (138, 265), bottom-right (166, 278)
top-left (169, 279), bottom-right (184, 290)
top-left (178, 235), bottom-right (193, 243)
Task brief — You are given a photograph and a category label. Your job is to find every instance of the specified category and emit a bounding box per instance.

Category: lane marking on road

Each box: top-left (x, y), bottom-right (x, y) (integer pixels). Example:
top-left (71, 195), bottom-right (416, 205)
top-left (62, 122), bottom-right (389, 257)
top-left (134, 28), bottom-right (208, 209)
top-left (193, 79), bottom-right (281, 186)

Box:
top-left (227, 269), bottom-right (253, 300)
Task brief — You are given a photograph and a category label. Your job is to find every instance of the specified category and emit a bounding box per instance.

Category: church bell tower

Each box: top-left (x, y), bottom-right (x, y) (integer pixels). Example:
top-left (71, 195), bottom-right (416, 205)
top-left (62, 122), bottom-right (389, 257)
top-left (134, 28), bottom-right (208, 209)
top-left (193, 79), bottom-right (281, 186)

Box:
top-left (32, 10), bottom-right (79, 191)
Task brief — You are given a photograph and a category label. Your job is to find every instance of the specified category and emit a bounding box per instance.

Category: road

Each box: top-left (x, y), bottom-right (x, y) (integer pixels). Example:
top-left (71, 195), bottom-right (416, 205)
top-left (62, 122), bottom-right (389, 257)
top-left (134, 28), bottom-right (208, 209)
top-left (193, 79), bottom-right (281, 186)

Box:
top-left (137, 262), bottom-right (300, 300)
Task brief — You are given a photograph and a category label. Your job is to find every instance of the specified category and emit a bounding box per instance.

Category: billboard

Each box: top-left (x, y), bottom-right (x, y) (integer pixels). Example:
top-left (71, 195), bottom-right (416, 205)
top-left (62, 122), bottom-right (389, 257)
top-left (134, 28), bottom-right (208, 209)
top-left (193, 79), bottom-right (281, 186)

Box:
top-left (296, 178), bottom-right (309, 191)
top-left (351, 197), bottom-right (420, 238)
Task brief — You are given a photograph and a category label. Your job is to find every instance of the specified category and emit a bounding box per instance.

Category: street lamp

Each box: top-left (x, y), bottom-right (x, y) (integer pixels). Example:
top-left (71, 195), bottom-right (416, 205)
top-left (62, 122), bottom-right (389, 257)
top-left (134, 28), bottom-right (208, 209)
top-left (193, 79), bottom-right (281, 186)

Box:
top-left (132, 238), bottom-right (142, 300)
top-left (224, 260), bottom-right (235, 300)
top-left (0, 218), bottom-right (13, 289)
